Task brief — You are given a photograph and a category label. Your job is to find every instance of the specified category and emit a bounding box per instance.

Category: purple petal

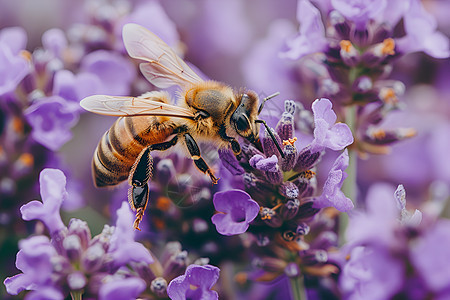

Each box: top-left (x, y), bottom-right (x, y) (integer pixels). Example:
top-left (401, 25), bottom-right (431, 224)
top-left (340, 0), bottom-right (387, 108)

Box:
top-left (313, 150), bottom-right (354, 212)
top-left (324, 123), bottom-right (354, 150)
top-left (250, 155), bottom-right (279, 172)
top-left (80, 50), bottom-right (135, 95)
top-left (20, 169), bottom-right (66, 234)
top-left (331, 0), bottom-right (387, 29)
top-left (310, 98), bottom-right (353, 152)
top-left (0, 44), bottom-right (30, 96)
top-left (99, 277), bottom-right (147, 300)
top-left (108, 202), bottom-right (153, 267)
top-left (118, 1), bottom-right (179, 48)
top-left (42, 28), bottom-right (68, 58)
top-left (24, 287), bottom-right (64, 300)
top-left (397, 0), bottom-right (449, 58)
top-left (0, 27), bottom-right (27, 55)
top-left (410, 219), bottom-right (450, 293)
top-left (167, 264), bottom-right (220, 300)
top-left (312, 98), bottom-right (337, 125)
top-left (212, 189), bottom-right (259, 235)
top-left (280, 0), bottom-right (327, 60)
top-left (24, 96), bottom-right (79, 151)
top-left (340, 246), bottom-right (404, 299)
top-left (4, 236), bottom-right (56, 295)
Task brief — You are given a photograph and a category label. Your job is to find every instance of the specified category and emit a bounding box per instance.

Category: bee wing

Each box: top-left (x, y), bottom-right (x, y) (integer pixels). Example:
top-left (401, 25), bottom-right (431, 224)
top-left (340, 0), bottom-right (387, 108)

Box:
top-left (80, 93), bottom-right (195, 119)
top-left (123, 23), bottom-right (203, 88)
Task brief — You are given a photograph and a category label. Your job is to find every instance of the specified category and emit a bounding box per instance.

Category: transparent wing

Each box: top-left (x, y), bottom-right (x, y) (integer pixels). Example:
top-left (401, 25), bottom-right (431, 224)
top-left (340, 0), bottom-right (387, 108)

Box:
top-left (80, 93), bottom-right (195, 119)
top-left (122, 23), bottom-right (203, 88)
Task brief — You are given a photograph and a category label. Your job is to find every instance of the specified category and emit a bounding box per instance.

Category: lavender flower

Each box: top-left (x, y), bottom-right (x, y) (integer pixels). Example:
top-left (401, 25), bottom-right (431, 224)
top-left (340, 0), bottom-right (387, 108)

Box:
top-left (397, 0), bottom-right (450, 58)
top-left (211, 189), bottom-right (260, 236)
top-left (281, 0), bottom-right (449, 156)
top-left (4, 236), bottom-right (57, 295)
top-left (20, 168), bottom-right (66, 234)
top-left (167, 264), bottom-right (220, 300)
top-left (24, 96), bottom-right (79, 151)
top-left (280, 0), bottom-right (327, 60)
top-left (217, 98), bottom-right (351, 288)
top-left (313, 149), bottom-right (354, 212)
top-left (309, 98), bottom-right (354, 153)
top-left (5, 169), bottom-right (153, 298)
top-left (99, 277), bottom-right (147, 300)
top-left (0, 27), bottom-right (30, 96)
top-left (340, 184), bottom-right (450, 299)
top-left (108, 202), bottom-right (154, 268)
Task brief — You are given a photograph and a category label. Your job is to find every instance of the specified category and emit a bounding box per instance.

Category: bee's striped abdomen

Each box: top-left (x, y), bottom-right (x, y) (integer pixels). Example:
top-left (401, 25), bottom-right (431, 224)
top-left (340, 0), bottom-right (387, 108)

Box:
top-left (93, 116), bottom-right (177, 187)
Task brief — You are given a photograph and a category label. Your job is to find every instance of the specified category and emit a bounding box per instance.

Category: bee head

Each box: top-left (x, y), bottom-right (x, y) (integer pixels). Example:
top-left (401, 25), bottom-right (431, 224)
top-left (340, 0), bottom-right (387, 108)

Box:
top-left (231, 92), bottom-right (284, 158)
top-left (231, 92), bottom-right (260, 142)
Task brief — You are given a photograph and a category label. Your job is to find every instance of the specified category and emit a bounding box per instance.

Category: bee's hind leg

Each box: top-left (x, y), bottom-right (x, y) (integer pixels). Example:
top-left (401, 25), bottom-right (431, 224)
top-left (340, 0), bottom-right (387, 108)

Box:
top-left (128, 135), bottom-right (179, 230)
top-left (128, 146), bottom-right (153, 231)
top-left (184, 133), bottom-right (219, 184)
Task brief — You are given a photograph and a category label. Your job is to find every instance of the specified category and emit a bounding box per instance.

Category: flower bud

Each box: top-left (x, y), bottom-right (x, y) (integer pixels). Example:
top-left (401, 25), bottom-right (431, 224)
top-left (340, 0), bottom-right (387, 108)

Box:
top-left (281, 144), bottom-right (297, 171)
top-left (262, 128), bottom-right (283, 159)
top-left (279, 182), bottom-right (299, 199)
top-left (293, 147), bottom-right (321, 172)
top-left (156, 159), bottom-right (176, 185)
top-left (151, 277), bottom-right (168, 297)
top-left (280, 199), bottom-right (300, 220)
top-left (218, 148), bottom-right (244, 175)
top-left (297, 200), bottom-right (321, 219)
top-left (67, 271), bottom-right (87, 291)
top-left (297, 222), bottom-right (310, 236)
top-left (63, 234), bottom-right (82, 262)
top-left (285, 262), bottom-right (301, 278)
top-left (275, 100), bottom-right (296, 141)
top-left (163, 250), bottom-right (189, 280)
top-left (81, 243), bottom-right (106, 273)
top-left (302, 249), bottom-right (328, 265)
top-left (68, 218), bottom-right (91, 250)
top-left (329, 10), bottom-right (350, 39)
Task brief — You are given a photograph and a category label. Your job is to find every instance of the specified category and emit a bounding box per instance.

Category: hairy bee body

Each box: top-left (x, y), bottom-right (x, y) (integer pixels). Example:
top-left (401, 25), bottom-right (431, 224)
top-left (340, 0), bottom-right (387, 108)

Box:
top-left (93, 115), bottom-right (178, 187)
top-left (81, 23), bottom-right (275, 230)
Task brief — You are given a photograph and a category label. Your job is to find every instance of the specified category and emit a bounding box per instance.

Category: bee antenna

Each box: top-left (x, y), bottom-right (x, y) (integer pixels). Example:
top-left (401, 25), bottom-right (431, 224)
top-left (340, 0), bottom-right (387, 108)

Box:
top-left (255, 119), bottom-right (285, 159)
top-left (258, 92), bottom-right (280, 115)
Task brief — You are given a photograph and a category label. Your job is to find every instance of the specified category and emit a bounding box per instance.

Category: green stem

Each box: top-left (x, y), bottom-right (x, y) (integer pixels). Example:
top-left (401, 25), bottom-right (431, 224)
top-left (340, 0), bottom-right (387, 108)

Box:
top-left (70, 291), bottom-right (82, 300)
top-left (289, 275), bottom-right (307, 300)
top-left (340, 104), bottom-right (358, 245)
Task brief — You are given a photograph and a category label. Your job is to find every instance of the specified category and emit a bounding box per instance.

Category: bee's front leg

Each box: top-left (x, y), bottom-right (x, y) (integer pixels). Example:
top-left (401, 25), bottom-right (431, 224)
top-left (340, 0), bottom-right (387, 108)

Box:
top-left (218, 125), bottom-right (242, 158)
top-left (184, 133), bottom-right (219, 184)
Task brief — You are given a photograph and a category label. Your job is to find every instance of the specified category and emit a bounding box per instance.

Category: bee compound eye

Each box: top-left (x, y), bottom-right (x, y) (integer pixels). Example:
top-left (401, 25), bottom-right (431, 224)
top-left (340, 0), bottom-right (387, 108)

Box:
top-left (235, 115), bottom-right (250, 132)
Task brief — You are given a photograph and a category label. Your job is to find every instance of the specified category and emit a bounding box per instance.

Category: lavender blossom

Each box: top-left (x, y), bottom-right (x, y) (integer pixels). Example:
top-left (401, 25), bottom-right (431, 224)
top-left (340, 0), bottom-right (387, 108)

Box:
top-left (20, 168), bottom-right (66, 234)
top-left (24, 96), bottom-right (79, 151)
top-left (313, 149), bottom-right (354, 212)
top-left (280, 0), bottom-right (327, 60)
top-left (397, 0), bottom-right (450, 59)
top-left (281, 0), bottom-right (449, 156)
top-left (340, 184), bottom-right (450, 299)
top-left (211, 189), bottom-right (260, 236)
top-left (108, 202), bottom-right (154, 268)
top-left (309, 98), bottom-right (354, 153)
top-left (4, 236), bottom-right (57, 295)
top-left (167, 264), bottom-right (220, 300)
top-left (0, 28), bottom-right (30, 96)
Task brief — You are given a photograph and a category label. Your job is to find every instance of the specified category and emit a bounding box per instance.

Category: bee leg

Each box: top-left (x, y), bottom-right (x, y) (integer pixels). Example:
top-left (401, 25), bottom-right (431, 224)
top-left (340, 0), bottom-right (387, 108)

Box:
top-left (184, 133), bottom-right (219, 184)
top-left (128, 136), bottom-right (180, 230)
top-left (218, 125), bottom-right (242, 158)
top-left (128, 146), bottom-right (153, 231)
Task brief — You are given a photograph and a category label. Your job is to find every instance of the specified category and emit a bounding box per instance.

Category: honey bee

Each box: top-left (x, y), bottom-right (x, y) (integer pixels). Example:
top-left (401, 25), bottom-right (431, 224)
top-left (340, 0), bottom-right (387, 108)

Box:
top-left (81, 23), bottom-right (282, 230)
